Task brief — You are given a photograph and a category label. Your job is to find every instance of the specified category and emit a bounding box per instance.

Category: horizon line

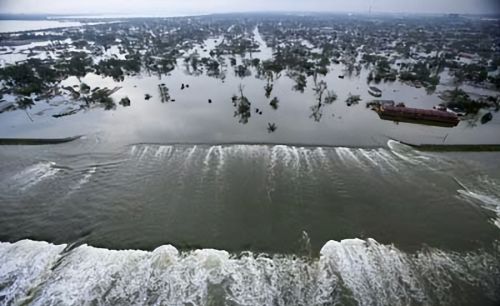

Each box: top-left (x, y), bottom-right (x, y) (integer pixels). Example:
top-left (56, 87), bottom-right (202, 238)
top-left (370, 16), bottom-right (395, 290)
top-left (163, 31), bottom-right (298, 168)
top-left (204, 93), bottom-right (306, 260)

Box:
top-left (1, 10), bottom-right (499, 20)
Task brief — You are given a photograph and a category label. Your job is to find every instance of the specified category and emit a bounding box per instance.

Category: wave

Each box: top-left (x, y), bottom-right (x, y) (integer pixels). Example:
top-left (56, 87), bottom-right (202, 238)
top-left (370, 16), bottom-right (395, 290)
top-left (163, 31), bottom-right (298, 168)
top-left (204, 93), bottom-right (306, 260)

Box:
top-left (126, 142), bottom-right (439, 175)
top-left (10, 162), bottom-right (60, 191)
top-left (0, 238), bottom-right (498, 306)
top-left (68, 167), bottom-right (97, 192)
top-left (456, 176), bottom-right (500, 229)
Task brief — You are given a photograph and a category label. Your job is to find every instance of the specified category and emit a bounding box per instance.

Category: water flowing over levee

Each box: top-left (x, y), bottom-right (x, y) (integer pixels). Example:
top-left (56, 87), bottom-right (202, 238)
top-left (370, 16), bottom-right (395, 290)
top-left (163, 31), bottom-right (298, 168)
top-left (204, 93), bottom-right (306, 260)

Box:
top-left (125, 142), bottom-right (443, 179)
top-left (1, 239), bottom-right (499, 306)
top-left (456, 175), bottom-right (500, 229)
top-left (1, 142), bottom-right (459, 194)
top-left (1, 142), bottom-right (500, 305)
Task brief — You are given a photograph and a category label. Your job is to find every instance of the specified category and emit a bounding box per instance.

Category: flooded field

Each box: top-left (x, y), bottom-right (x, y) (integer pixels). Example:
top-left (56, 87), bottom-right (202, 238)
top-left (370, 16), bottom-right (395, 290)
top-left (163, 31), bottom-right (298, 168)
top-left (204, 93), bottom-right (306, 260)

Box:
top-left (0, 20), bottom-right (104, 33)
top-left (1, 23), bottom-right (499, 145)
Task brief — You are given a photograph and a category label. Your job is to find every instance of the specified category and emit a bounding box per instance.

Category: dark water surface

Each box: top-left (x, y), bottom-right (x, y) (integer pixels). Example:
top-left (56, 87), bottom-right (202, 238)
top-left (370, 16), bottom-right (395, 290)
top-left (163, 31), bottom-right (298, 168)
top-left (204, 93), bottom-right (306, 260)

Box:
top-left (0, 138), bottom-right (499, 305)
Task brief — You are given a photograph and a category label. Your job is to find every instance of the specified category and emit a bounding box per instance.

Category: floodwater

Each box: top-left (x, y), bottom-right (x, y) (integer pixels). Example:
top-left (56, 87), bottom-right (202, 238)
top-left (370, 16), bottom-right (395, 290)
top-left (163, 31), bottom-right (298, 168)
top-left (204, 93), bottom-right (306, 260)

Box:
top-left (0, 140), bottom-right (499, 305)
top-left (0, 28), bottom-right (499, 146)
top-left (1, 26), bottom-right (500, 305)
top-left (0, 20), bottom-right (88, 33)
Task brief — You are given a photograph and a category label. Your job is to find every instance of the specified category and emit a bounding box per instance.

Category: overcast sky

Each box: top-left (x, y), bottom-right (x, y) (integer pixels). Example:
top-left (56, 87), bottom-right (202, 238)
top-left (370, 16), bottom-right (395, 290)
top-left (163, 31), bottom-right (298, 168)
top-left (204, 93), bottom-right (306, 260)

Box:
top-left (1, 0), bottom-right (499, 16)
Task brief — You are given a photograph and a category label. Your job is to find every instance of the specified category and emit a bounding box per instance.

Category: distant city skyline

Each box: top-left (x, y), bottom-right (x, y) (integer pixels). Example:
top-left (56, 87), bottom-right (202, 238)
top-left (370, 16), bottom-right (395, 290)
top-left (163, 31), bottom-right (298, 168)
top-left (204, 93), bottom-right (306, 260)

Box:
top-left (0, 0), bottom-right (499, 16)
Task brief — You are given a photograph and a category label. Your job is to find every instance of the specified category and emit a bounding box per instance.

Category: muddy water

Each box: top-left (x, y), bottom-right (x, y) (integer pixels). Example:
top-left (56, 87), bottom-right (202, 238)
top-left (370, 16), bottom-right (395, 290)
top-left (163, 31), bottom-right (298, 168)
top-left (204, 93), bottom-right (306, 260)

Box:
top-left (0, 140), bottom-right (499, 305)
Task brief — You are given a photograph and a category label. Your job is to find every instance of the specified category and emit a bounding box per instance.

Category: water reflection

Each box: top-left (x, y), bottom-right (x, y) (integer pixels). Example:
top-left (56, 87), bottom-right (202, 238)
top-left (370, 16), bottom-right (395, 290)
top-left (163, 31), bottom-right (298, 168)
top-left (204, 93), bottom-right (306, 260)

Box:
top-left (0, 18), bottom-right (499, 145)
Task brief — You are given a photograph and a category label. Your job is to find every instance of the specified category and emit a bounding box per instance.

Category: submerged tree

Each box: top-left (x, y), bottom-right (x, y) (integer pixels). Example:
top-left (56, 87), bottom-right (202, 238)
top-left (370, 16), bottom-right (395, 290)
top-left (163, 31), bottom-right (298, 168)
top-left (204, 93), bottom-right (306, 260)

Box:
top-left (288, 71), bottom-right (307, 92)
top-left (346, 94), bottom-right (361, 106)
top-left (17, 97), bottom-right (35, 110)
top-left (324, 91), bottom-right (338, 104)
top-left (119, 96), bottom-right (131, 107)
top-left (264, 82), bottom-right (273, 99)
top-left (231, 85), bottom-right (252, 124)
top-left (264, 70), bottom-right (274, 98)
top-left (270, 97), bottom-right (279, 110)
top-left (309, 78), bottom-right (337, 122)
top-left (267, 122), bottom-right (277, 133)
top-left (158, 84), bottom-right (171, 102)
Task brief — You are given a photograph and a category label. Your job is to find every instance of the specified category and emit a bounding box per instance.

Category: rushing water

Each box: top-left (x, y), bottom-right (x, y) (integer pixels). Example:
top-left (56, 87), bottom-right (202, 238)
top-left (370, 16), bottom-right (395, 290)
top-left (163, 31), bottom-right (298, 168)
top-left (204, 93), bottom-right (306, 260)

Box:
top-left (1, 139), bottom-right (500, 305)
top-left (1, 238), bottom-right (499, 306)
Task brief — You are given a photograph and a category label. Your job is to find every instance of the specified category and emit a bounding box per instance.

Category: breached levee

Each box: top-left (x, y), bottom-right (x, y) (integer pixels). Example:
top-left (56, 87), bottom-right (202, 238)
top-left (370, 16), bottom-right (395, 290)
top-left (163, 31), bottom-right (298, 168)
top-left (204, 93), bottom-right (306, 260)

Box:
top-left (127, 140), bottom-right (435, 175)
top-left (0, 239), bottom-right (498, 305)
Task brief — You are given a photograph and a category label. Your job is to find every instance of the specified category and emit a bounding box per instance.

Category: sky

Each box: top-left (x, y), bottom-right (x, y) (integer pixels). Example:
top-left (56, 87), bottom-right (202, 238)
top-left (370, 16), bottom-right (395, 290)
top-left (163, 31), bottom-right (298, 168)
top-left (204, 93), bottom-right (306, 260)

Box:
top-left (0, 0), bottom-right (499, 16)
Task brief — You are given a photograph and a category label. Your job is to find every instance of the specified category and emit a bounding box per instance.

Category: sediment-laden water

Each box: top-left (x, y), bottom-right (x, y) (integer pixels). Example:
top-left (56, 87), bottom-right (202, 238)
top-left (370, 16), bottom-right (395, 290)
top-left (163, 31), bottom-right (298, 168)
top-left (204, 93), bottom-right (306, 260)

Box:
top-left (1, 140), bottom-right (499, 305)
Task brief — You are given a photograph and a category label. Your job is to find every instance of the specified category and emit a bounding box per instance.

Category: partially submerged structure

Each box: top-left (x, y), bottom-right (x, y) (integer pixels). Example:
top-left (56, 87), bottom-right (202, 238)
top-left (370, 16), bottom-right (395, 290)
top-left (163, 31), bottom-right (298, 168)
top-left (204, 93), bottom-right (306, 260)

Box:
top-left (376, 105), bottom-right (460, 127)
top-left (368, 86), bottom-right (382, 97)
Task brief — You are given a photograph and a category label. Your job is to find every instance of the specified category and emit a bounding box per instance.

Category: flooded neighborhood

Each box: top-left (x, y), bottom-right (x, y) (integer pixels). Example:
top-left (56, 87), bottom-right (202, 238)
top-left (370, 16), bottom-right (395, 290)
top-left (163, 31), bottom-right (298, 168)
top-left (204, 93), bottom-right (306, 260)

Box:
top-left (0, 4), bottom-right (500, 306)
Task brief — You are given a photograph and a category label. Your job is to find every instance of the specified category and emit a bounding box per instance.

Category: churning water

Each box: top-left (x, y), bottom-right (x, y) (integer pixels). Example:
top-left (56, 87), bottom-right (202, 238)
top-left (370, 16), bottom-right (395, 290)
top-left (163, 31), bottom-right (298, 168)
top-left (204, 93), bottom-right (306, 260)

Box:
top-left (1, 238), bottom-right (499, 306)
top-left (1, 140), bottom-right (500, 305)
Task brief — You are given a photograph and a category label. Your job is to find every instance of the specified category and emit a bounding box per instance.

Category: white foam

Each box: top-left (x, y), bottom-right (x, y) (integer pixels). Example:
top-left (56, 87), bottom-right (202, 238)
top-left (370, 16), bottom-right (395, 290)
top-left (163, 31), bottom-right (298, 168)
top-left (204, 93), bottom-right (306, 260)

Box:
top-left (185, 145), bottom-right (198, 162)
top-left (0, 240), bottom-right (66, 305)
top-left (335, 147), bottom-right (365, 169)
top-left (358, 149), bottom-right (379, 167)
top-left (456, 176), bottom-right (500, 229)
top-left (215, 146), bottom-right (225, 176)
top-left (12, 162), bottom-right (60, 190)
top-left (289, 146), bottom-right (300, 169)
top-left (457, 186), bottom-right (500, 229)
top-left (79, 167), bottom-right (96, 186)
top-left (314, 147), bottom-right (327, 163)
top-left (373, 149), bottom-right (400, 172)
top-left (387, 140), bottom-right (427, 165)
top-left (267, 146), bottom-right (281, 199)
top-left (269, 146), bottom-right (280, 170)
top-left (138, 146), bottom-right (149, 160)
top-left (320, 238), bottom-right (425, 305)
top-left (1, 238), bottom-right (498, 305)
top-left (69, 167), bottom-right (97, 193)
top-left (334, 147), bottom-right (347, 164)
top-left (154, 145), bottom-right (173, 159)
top-left (203, 146), bottom-right (216, 169)
top-left (271, 145), bottom-right (292, 168)
top-left (129, 145), bottom-right (137, 156)
top-left (458, 189), bottom-right (500, 208)
top-left (299, 147), bottom-right (314, 172)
